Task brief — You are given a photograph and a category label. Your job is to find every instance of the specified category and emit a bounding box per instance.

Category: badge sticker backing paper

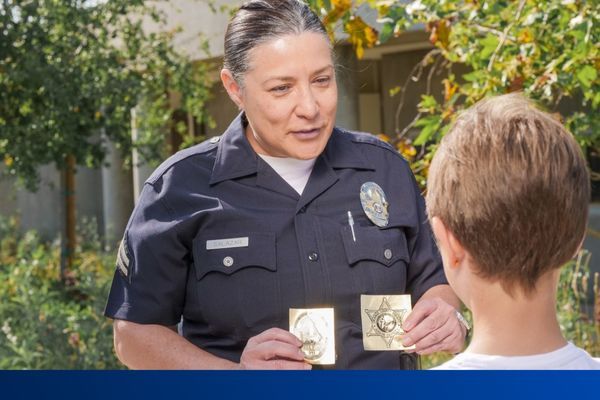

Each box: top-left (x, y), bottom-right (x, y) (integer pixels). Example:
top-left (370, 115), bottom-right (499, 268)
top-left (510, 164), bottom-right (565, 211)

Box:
top-left (361, 294), bottom-right (415, 351)
top-left (289, 308), bottom-right (335, 365)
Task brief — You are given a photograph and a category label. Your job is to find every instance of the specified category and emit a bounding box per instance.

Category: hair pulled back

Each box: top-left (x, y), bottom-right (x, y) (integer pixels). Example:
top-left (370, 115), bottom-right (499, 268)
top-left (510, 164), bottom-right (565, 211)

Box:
top-left (223, 0), bottom-right (330, 84)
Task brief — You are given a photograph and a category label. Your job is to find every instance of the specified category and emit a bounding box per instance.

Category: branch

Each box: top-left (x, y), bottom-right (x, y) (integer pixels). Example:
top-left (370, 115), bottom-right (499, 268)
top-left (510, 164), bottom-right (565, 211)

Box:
top-left (487, 0), bottom-right (526, 72)
top-left (394, 49), bottom-right (441, 135)
top-left (474, 24), bottom-right (515, 41)
top-left (396, 112), bottom-right (422, 141)
top-left (425, 54), bottom-right (442, 97)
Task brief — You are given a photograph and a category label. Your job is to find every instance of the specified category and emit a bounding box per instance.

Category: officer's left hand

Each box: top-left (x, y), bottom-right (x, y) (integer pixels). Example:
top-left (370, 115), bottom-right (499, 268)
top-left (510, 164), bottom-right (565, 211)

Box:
top-left (400, 297), bottom-right (466, 355)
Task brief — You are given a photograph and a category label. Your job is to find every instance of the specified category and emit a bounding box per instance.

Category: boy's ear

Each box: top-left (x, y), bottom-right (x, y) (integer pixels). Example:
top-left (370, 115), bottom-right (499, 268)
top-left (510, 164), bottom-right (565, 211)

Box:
top-left (220, 69), bottom-right (244, 110)
top-left (431, 216), bottom-right (466, 269)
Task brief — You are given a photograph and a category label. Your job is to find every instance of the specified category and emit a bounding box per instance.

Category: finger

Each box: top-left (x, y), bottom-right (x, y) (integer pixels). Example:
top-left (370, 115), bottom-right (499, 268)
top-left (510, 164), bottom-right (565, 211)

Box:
top-left (249, 327), bottom-right (303, 347)
top-left (411, 326), bottom-right (453, 354)
top-left (402, 307), bottom-right (451, 347)
top-left (416, 328), bottom-right (463, 355)
top-left (253, 340), bottom-right (306, 361)
top-left (403, 299), bottom-right (438, 331)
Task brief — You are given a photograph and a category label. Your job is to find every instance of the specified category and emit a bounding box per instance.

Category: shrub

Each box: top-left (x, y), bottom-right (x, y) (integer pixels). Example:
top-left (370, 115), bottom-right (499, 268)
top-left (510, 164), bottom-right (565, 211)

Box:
top-left (0, 217), bottom-right (122, 369)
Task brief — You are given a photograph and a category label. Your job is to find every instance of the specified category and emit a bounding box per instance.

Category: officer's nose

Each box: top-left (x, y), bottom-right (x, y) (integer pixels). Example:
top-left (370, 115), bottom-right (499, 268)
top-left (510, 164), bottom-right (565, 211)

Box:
top-left (295, 86), bottom-right (319, 120)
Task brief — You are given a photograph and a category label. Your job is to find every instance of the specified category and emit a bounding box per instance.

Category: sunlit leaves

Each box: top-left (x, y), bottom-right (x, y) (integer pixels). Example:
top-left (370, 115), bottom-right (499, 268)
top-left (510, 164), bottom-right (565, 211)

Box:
top-left (345, 15), bottom-right (378, 59)
top-left (311, 0), bottom-right (600, 186)
top-left (578, 65), bottom-right (598, 89)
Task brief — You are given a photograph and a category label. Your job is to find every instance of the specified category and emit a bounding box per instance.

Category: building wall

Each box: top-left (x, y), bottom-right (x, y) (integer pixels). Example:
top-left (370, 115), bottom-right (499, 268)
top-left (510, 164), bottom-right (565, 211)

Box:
top-left (0, 164), bottom-right (107, 241)
top-left (144, 0), bottom-right (243, 60)
top-left (0, 167), bottom-right (18, 217)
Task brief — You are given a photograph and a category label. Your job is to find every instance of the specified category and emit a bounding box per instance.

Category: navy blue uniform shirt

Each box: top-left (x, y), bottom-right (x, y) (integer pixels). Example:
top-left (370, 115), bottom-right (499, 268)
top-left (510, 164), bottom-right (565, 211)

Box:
top-left (105, 114), bottom-right (447, 369)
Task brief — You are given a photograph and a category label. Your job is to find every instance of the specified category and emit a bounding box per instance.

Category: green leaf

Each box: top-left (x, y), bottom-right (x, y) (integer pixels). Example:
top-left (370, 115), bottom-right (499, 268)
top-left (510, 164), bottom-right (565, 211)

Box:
top-left (418, 95), bottom-right (438, 112)
top-left (379, 22), bottom-right (394, 44)
top-left (577, 65), bottom-right (597, 88)
top-left (413, 116), bottom-right (442, 146)
top-left (479, 33), bottom-right (499, 59)
top-left (462, 70), bottom-right (485, 82)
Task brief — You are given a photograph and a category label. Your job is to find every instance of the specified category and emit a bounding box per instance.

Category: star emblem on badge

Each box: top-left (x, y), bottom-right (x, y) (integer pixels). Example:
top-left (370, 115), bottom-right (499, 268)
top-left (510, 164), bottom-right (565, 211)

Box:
top-left (364, 297), bottom-right (407, 348)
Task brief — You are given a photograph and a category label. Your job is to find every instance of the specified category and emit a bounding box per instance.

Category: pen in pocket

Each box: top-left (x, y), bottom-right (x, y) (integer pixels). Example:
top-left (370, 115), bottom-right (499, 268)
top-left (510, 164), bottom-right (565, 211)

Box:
top-left (347, 211), bottom-right (356, 242)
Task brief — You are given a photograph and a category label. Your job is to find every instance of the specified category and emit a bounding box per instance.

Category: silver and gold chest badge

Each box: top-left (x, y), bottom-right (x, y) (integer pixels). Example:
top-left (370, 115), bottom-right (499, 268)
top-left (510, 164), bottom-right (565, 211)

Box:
top-left (360, 182), bottom-right (389, 227)
top-left (361, 295), bottom-right (415, 351)
top-left (289, 308), bottom-right (335, 365)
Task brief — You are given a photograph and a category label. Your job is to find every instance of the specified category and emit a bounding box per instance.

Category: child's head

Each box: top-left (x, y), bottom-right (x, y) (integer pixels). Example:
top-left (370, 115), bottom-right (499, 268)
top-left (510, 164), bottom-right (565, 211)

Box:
top-left (426, 93), bottom-right (589, 298)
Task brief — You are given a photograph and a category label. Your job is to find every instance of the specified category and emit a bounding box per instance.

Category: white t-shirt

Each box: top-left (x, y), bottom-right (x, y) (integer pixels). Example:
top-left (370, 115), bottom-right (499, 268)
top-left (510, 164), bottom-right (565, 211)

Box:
top-left (258, 154), bottom-right (316, 195)
top-left (433, 343), bottom-right (600, 370)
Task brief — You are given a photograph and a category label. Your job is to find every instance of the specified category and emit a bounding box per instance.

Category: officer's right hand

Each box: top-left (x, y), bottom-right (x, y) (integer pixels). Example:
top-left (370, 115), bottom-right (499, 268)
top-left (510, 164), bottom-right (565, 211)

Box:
top-left (239, 327), bottom-right (312, 370)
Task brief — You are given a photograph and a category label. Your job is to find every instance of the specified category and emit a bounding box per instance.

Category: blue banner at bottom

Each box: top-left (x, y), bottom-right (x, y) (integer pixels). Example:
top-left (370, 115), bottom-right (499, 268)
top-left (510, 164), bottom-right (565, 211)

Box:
top-left (0, 371), bottom-right (597, 399)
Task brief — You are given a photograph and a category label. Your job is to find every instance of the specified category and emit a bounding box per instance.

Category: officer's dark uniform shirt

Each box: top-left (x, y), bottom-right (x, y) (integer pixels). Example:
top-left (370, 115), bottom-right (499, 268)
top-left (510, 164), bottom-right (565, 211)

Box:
top-left (105, 114), bottom-right (447, 369)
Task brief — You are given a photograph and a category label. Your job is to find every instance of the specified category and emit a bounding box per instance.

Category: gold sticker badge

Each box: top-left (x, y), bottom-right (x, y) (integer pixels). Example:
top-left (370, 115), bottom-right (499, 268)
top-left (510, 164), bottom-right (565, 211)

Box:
top-left (289, 308), bottom-right (335, 365)
top-left (360, 182), bottom-right (389, 227)
top-left (361, 295), bottom-right (415, 351)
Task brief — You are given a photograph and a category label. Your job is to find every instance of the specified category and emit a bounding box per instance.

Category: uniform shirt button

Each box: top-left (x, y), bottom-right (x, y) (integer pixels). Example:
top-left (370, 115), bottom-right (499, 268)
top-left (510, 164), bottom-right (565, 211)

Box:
top-left (308, 252), bottom-right (319, 262)
top-left (384, 249), bottom-right (393, 260)
top-left (223, 256), bottom-right (234, 267)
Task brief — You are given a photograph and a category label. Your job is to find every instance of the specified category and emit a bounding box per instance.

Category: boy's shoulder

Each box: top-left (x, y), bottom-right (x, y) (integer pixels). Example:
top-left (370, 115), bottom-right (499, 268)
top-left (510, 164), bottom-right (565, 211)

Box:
top-left (432, 343), bottom-right (600, 370)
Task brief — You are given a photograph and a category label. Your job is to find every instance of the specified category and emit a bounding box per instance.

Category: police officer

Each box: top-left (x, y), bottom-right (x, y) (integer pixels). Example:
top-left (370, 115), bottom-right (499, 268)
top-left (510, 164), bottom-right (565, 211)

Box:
top-left (105, 0), bottom-right (467, 369)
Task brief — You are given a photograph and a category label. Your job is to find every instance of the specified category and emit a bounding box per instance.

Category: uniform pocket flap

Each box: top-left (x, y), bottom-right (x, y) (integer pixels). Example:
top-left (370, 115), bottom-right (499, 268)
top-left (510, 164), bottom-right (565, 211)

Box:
top-left (341, 225), bottom-right (409, 267)
top-left (193, 232), bottom-right (276, 280)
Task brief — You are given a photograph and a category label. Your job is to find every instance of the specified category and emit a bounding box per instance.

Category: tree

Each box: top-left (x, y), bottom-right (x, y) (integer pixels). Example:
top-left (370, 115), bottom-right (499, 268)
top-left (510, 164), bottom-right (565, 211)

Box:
top-left (0, 0), bottom-right (215, 271)
top-left (307, 0), bottom-right (599, 186)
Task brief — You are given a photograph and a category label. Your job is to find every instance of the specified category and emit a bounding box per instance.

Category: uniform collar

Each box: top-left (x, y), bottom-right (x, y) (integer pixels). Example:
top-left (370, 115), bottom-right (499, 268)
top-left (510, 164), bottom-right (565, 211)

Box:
top-left (209, 113), bottom-right (258, 185)
top-left (210, 113), bottom-right (374, 185)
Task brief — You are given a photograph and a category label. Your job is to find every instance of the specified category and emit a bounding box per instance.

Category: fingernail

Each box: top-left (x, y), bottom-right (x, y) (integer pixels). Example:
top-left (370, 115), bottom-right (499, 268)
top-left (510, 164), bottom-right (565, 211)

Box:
top-left (404, 320), bottom-right (413, 330)
top-left (304, 363), bottom-right (312, 370)
top-left (402, 336), bottom-right (413, 347)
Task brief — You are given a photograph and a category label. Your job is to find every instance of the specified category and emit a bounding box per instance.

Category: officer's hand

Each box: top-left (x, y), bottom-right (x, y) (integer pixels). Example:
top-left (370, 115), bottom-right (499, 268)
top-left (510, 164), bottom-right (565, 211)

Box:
top-left (400, 297), bottom-right (466, 355)
top-left (239, 327), bottom-right (312, 370)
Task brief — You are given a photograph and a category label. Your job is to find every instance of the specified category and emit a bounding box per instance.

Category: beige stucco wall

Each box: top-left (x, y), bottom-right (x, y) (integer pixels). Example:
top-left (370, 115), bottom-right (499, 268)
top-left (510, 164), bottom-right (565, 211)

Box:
top-left (144, 0), bottom-right (243, 60)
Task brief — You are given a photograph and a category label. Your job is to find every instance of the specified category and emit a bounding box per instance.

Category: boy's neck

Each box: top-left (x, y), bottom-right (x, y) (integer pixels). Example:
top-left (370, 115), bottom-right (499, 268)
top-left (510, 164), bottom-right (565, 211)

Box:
top-left (466, 271), bottom-right (567, 356)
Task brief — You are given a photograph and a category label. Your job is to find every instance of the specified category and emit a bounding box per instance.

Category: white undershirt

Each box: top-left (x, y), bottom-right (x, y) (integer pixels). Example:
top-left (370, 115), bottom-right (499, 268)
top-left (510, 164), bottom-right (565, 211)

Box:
top-left (258, 154), bottom-right (316, 195)
top-left (432, 342), bottom-right (600, 370)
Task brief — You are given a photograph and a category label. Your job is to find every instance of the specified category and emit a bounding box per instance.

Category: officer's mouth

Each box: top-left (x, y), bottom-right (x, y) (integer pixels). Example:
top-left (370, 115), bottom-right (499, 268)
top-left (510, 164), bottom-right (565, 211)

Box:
top-left (290, 127), bottom-right (322, 140)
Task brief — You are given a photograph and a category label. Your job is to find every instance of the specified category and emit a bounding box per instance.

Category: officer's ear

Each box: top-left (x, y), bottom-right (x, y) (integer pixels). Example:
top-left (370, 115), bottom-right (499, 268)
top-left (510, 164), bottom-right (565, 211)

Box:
top-left (220, 69), bottom-right (244, 110)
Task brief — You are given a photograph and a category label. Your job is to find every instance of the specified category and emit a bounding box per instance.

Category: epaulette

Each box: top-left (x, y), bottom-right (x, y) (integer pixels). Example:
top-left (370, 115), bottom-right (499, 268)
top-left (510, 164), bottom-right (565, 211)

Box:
top-left (339, 128), bottom-right (407, 162)
top-left (145, 136), bottom-right (221, 184)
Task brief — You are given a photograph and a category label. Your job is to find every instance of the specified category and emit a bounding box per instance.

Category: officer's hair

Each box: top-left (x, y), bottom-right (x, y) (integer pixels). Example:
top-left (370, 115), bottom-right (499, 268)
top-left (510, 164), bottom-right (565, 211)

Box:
top-left (426, 93), bottom-right (589, 296)
top-left (223, 0), bottom-right (331, 85)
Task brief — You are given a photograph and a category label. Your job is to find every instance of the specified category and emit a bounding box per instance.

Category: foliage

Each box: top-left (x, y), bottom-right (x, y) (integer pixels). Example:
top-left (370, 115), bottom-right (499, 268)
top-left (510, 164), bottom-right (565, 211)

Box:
top-left (422, 250), bottom-right (600, 368)
top-left (0, 216), bottom-right (122, 369)
top-left (557, 249), bottom-right (600, 356)
top-left (0, 0), bottom-right (215, 190)
top-left (308, 0), bottom-right (599, 188)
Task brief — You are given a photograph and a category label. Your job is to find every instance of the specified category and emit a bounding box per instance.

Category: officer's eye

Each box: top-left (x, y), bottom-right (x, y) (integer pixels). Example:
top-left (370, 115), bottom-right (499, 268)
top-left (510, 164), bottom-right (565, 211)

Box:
top-left (314, 76), bottom-right (331, 86)
top-left (270, 84), bottom-right (291, 93)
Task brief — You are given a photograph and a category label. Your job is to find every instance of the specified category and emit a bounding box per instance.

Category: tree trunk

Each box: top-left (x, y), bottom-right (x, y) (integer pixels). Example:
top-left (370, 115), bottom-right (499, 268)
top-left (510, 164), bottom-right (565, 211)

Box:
top-left (61, 154), bottom-right (76, 280)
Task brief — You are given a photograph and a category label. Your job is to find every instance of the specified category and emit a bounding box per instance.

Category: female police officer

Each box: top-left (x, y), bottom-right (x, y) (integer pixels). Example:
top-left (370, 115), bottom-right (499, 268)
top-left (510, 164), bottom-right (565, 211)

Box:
top-left (105, 0), bottom-right (467, 369)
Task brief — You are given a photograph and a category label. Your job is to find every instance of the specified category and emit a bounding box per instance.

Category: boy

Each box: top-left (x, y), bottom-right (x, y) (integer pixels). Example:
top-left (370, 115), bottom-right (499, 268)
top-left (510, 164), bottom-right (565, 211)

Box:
top-left (426, 93), bottom-right (600, 369)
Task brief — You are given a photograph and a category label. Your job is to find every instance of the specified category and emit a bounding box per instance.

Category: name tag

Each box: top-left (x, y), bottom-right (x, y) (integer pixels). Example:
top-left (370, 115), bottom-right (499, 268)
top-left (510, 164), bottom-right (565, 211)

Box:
top-left (206, 237), bottom-right (249, 250)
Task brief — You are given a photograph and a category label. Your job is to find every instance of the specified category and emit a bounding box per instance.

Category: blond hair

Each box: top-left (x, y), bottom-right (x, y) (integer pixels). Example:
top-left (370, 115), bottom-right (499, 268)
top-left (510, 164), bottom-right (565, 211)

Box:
top-left (426, 93), bottom-right (590, 294)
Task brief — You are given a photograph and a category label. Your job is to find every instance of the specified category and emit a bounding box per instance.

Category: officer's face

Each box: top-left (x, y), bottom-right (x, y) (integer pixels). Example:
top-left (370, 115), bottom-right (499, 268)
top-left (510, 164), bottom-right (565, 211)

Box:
top-left (223, 32), bottom-right (337, 159)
